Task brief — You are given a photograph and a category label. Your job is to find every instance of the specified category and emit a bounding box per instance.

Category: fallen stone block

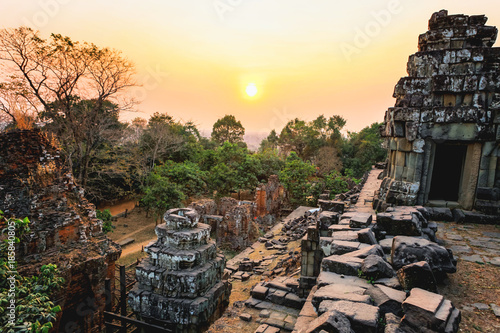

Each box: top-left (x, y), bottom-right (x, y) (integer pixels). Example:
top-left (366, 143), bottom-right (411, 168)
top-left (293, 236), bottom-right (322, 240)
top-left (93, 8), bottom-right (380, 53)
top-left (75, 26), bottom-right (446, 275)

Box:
top-left (312, 284), bottom-right (370, 309)
top-left (317, 300), bottom-right (380, 333)
top-left (302, 310), bottom-right (354, 333)
top-left (401, 288), bottom-right (460, 332)
top-left (346, 244), bottom-right (385, 259)
top-left (285, 292), bottom-right (305, 309)
top-left (349, 213), bottom-right (373, 228)
top-left (358, 228), bottom-right (378, 245)
top-left (320, 238), bottom-right (369, 256)
top-left (377, 210), bottom-right (422, 236)
top-left (321, 254), bottom-right (364, 276)
top-left (317, 271), bottom-right (369, 289)
top-left (318, 211), bottom-right (340, 230)
top-left (318, 200), bottom-right (345, 214)
top-left (240, 313), bottom-right (253, 321)
top-left (365, 285), bottom-right (406, 316)
top-left (252, 283), bottom-right (269, 300)
top-left (332, 231), bottom-right (360, 242)
top-left (361, 254), bottom-right (396, 280)
top-left (384, 313), bottom-right (403, 333)
top-left (391, 236), bottom-right (457, 275)
top-left (397, 261), bottom-right (438, 293)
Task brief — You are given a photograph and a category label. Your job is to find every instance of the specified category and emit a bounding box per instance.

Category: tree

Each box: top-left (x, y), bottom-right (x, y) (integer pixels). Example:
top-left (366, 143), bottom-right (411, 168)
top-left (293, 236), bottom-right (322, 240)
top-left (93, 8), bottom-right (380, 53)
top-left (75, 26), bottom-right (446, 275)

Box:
top-left (342, 122), bottom-right (386, 178)
top-left (278, 115), bottom-right (346, 161)
top-left (0, 27), bottom-right (135, 185)
top-left (141, 174), bottom-right (185, 221)
top-left (278, 152), bottom-right (317, 206)
top-left (42, 98), bottom-right (124, 186)
top-left (211, 114), bottom-right (245, 145)
top-left (139, 112), bottom-right (185, 173)
top-left (259, 129), bottom-right (279, 152)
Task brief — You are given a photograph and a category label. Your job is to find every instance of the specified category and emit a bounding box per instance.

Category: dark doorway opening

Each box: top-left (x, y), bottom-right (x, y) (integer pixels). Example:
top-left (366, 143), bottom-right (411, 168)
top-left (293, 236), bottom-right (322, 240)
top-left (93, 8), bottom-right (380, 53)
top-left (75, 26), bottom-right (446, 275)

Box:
top-left (429, 144), bottom-right (467, 201)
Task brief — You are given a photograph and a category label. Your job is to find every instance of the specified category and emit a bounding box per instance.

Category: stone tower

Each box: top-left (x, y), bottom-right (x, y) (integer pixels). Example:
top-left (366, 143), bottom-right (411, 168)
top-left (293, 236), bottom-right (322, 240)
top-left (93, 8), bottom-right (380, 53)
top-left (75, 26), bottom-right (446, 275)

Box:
top-left (378, 10), bottom-right (500, 215)
top-left (128, 208), bottom-right (231, 332)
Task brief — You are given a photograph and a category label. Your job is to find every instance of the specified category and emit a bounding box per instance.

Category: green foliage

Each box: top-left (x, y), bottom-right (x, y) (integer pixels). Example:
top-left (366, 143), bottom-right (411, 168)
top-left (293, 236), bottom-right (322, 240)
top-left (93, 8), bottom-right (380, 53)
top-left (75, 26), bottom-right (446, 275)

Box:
top-left (0, 213), bottom-right (64, 333)
top-left (278, 115), bottom-right (346, 160)
top-left (141, 173), bottom-right (186, 218)
top-left (96, 209), bottom-right (113, 233)
top-left (211, 115), bottom-right (245, 145)
top-left (342, 122), bottom-right (386, 178)
top-left (154, 161), bottom-right (207, 197)
top-left (278, 152), bottom-right (317, 206)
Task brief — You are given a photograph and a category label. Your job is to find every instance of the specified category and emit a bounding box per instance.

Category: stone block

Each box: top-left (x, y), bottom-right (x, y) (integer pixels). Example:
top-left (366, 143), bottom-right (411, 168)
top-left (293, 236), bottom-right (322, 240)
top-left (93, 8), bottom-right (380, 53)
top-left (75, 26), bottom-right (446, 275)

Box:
top-left (321, 255), bottom-right (364, 276)
top-left (391, 236), bottom-right (457, 274)
top-left (365, 285), bottom-right (406, 316)
top-left (358, 228), bottom-right (378, 245)
top-left (312, 284), bottom-right (369, 309)
top-left (346, 244), bottom-right (385, 259)
top-left (397, 261), bottom-right (438, 293)
top-left (317, 300), bottom-right (380, 333)
top-left (302, 310), bottom-right (353, 333)
top-left (361, 254), bottom-right (396, 280)
top-left (349, 213), bottom-right (373, 228)
top-left (318, 200), bottom-right (345, 214)
top-left (252, 284), bottom-right (269, 300)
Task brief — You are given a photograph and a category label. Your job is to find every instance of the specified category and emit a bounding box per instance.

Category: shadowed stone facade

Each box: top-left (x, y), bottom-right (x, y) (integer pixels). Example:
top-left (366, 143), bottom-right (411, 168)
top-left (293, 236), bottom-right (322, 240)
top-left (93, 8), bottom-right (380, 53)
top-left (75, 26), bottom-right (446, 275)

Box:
top-left (0, 129), bottom-right (121, 332)
top-left (128, 208), bottom-right (231, 332)
top-left (377, 10), bottom-right (500, 215)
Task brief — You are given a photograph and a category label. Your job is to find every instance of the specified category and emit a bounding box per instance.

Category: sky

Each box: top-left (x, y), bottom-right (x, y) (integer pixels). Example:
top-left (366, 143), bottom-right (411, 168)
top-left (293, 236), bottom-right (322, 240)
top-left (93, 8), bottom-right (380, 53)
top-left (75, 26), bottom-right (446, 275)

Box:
top-left (1, 0), bottom-right (500, 136)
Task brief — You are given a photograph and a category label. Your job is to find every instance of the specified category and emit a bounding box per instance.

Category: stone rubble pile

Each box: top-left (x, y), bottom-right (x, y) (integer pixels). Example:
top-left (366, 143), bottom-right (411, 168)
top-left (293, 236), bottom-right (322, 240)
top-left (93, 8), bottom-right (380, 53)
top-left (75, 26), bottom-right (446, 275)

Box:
top-left (292, 202), bottom-right (461, 333)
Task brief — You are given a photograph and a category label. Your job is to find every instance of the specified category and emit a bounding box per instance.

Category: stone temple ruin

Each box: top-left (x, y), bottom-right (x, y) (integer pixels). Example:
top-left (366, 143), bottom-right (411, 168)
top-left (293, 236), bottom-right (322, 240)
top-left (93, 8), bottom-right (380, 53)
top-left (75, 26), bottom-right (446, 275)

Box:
top-left (0, 129), bottom-right (121, 332)
top-left (377, 10), bottom-right (500, 216)
top-left (128, 208), bottom-right (231, 332)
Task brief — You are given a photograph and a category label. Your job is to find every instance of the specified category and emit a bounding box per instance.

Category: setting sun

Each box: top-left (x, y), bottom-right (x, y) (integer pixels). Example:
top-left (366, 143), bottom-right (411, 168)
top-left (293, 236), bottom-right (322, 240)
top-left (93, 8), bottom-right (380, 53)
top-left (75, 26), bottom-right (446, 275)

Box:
top-left (245, 83), bottom-right (258, 97)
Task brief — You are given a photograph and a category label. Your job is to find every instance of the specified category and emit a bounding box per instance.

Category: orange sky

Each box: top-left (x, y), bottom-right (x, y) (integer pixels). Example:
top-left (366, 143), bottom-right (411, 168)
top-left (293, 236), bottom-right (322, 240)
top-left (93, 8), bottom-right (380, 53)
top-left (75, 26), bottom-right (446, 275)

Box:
top-left (1, 0), bottom-right (500, 135)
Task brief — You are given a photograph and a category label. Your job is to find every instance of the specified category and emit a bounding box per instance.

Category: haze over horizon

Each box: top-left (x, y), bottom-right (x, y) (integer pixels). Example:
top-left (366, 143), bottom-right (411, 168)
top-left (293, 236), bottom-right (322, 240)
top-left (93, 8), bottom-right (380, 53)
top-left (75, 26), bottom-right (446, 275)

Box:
top-left (1, 0), bottom-right (500, 135)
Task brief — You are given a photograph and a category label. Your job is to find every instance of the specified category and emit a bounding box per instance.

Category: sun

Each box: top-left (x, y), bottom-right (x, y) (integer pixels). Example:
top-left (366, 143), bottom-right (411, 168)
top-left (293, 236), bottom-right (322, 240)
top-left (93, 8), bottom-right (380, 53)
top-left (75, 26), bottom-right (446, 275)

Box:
top-left (245, 83), bottom-right (258, 97)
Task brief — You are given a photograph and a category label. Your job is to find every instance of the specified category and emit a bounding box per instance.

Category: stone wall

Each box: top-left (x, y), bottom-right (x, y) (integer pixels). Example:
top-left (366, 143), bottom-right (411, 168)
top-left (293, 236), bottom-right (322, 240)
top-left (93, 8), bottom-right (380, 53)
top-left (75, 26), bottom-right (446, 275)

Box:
top-left (189, 197), bottom-right (258, 251)
top-left (377, 10), bottom-right (500, 215)
top-left (0, 129), bottom-right (121, 332)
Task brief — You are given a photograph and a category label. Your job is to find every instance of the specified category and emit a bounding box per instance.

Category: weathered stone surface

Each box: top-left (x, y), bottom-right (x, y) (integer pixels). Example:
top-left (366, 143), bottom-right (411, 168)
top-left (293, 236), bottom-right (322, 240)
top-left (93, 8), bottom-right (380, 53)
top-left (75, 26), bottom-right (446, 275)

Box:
top-left (318, 200), bottom-right (345, 214)
top-left (365, 285), bottom-right (406, 316)
top-left (376, 209), bottom-right (423, 236)
top-left (0, 130), bottom-right (121, 332)
top-left (397, 261), bottom-right (438, 292)
top-left (302, 310), bottom-right (354, 333)
top-left (318, 211), bottom-right (340, 230)
top-left (129, 206), bottom-right (231, 329)
top-left (321, 255), bottom-right (363, 276)
top-left (317, 300), bottom-right (380, 333)
top-left (401, 288), bottom-right (461, 333)
top-left (319, 239), bottom-right (369, 256)
top-left (357, 228), bottom-right (378, 245)
top-left (392, 236), bottom-right (457, 275)
top-left (346, 244), bottom-right (385, 259)
top-left (376, 11), bottom-right (500, 216)
top-left (312, 284), bottom-right (370, 309)
top-left (361, 254), bottom-right (396, 280)
top-left (349, 213), bottom-right (373, 228)
top-left (317, 271), bottom-right (369, 289)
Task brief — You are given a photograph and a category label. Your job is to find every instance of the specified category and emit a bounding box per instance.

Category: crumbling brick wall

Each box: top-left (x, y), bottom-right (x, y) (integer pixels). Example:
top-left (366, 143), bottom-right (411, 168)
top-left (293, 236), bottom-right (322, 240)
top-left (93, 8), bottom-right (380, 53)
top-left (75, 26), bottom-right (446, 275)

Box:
top-left (0, 129), bottom-right (121, 332)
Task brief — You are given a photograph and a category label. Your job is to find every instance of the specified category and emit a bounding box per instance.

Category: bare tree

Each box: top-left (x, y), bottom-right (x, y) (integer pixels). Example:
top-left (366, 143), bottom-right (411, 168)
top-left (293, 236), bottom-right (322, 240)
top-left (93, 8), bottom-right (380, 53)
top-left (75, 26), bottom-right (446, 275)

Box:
top-left (0, 27), bottom-right (136, 186)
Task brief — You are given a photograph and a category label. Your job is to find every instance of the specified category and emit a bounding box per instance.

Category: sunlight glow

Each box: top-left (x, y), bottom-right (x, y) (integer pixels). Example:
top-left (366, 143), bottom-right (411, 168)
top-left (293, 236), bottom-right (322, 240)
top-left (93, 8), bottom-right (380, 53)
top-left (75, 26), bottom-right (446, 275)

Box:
top-left (245, 83), bottom-right (258, 97)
